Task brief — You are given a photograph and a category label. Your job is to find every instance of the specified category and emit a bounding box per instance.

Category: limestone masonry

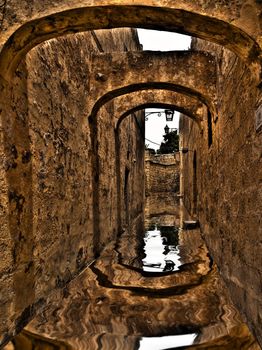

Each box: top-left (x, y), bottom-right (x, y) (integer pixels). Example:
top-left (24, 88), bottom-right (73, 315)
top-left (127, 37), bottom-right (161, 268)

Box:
top-left (145, 151), bottom-right (180, 195)
top-left (0, 28), bottom-right (144, 345)
top-left (0, 0), bottom-right (261, 348)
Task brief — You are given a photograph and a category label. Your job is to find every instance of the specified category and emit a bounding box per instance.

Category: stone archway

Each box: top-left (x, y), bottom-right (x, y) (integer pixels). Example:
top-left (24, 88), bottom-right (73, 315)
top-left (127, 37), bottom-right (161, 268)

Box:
top-left (112, 90), bottom-right (206, 130)
top-left (89, 50), bottom-right (215, 249)
top-left (0, 2), bottom-right (261, 345)
top-left (112, 96), bottom-right (205, 234)
top-left (0, 1), bottom-right (261, 82)
top-left (93, 88), bottom-right (207, 243)
top-left (88, 50), bottom-right (217, 121)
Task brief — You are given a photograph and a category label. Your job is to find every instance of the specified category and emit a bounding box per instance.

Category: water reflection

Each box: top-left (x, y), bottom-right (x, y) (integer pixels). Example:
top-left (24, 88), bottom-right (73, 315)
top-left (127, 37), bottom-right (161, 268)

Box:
top-left (138, 334), bottom-right (198, 349)
top-left (142, 225), bottom-right (181, 273)
top-left (6, 193), bottom-right (260, 349)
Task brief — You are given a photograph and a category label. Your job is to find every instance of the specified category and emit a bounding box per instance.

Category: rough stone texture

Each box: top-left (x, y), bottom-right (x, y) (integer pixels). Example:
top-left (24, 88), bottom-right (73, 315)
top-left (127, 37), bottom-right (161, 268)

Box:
top-left (117, 115), bottom-right (145, 232)
top-left (0, 0), bottom-right (261, 347)
top-left (145, 151), bottom-right (180, 195)
top-left (0, 29), bottom-right (144, 346)
top-left (179, 39), bottom-right (262, 345)
top-left (89, 50), bottom-right (217, 119)
top-left (0, 0), bottom-right (6, 30)
top-left (110, 89), bottom-right (206, 129)
top-left (0, 1), bottom-right (261, 82)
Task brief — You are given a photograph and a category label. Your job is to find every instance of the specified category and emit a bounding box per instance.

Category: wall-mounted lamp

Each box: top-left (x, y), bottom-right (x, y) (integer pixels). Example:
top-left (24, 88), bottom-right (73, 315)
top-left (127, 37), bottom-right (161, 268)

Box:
top-left (145, 109), bottom-right (174, 122)
top-left (165, 109), bottom-right (174, 121)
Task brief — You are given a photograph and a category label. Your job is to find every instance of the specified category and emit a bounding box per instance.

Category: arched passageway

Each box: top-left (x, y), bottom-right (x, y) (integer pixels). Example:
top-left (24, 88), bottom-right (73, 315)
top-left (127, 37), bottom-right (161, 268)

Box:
top-left (88, 50), bottom-right (217, 120)
top-left (0, 1), bottom-right (261, 346)
top-left (89, 50), bottom-right (216, 229)
top-left (0, 1), bottom-right (261, 82)
top-left (113, 101), bottom-right (202, 240)
top-left (116, 103), bottom-right (204, 130)
top-left (110, 90), bottom-right (206, 129)
top-left (90, 70), bottom-right (212, 249)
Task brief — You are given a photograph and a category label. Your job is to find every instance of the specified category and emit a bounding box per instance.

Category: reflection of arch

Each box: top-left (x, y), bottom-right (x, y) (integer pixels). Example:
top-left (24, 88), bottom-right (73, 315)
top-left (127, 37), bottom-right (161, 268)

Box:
top-left (89, 51), bottom-right (217, 120)
top-left (0, 3), bottom-right (261, 82)
top-left (111, 90), bottom-right (206, 129)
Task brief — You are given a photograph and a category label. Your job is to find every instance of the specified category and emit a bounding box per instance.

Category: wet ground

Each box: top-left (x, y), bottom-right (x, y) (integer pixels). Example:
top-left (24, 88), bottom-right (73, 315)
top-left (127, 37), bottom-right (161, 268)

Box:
top-left (5, 194), bottom-right (260, 350)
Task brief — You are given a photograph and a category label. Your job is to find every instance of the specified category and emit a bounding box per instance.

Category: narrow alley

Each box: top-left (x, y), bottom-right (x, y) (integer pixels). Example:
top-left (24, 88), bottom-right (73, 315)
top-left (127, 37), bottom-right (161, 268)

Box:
top-left (0, 2), bottom-right (261, 349)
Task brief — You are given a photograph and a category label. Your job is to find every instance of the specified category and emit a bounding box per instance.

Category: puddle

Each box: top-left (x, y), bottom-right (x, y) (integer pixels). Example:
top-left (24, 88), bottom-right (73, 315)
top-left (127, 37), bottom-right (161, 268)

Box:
top-left (142, 225), bottom-right (181, 273)
top-left (138, 333), bottom-right (198, 349)
top-left (5, 193), bottom-right (260, 350)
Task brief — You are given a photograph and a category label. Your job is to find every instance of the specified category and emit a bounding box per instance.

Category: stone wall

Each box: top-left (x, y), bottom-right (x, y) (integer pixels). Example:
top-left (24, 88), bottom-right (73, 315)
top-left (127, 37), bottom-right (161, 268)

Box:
top-left (145, 150), bottom-right (180, 194)
top-left (179, 39), bottom-right (262, 344)
top-left (118, 114), bottom-right (145, 230)
top-left (0, 29), bottom-right (144, 345)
